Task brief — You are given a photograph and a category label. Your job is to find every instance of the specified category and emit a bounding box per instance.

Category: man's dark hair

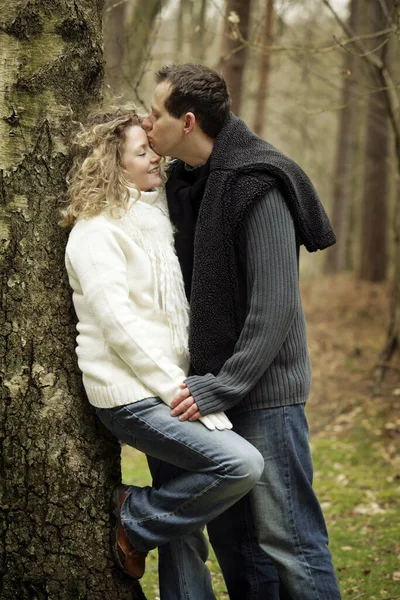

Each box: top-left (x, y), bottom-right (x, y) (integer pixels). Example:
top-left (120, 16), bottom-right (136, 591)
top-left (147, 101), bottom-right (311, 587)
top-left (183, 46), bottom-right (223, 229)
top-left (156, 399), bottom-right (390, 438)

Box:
top-left (155, 63), bottom-right (231, 139)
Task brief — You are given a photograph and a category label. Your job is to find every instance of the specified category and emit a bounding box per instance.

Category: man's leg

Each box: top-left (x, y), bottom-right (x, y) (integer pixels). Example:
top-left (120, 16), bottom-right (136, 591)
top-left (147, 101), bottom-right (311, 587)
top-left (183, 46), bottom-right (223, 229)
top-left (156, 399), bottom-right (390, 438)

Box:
top-left (207, 493), bottom-right (282, 600)
top-left (147, 456), bottom-right (216, 600)
top-left (229, 405), bottom-right (342, 600)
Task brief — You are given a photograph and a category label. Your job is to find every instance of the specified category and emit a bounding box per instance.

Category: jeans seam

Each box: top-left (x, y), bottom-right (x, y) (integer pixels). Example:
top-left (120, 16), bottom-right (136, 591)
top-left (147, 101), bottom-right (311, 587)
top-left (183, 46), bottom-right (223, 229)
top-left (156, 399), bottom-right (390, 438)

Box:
top-left (177, 538), bottom-right (191, 600)
top-left (118, 403), bottom-right (227, 473)
top-left (132, 474), bottom-right (226, 525)
top-left (243, 503), bottom-right (259, 599)
top-left (113, 407), bottom-right (230, 525)
top-left (282, 406), bottom-right (320, 600)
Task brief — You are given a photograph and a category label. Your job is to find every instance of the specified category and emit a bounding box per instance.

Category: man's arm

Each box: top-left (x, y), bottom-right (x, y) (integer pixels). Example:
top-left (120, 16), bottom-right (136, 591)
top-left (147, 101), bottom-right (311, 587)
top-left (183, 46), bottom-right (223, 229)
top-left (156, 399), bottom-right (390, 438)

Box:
top-left (171, 187), bottom-right (300, 419)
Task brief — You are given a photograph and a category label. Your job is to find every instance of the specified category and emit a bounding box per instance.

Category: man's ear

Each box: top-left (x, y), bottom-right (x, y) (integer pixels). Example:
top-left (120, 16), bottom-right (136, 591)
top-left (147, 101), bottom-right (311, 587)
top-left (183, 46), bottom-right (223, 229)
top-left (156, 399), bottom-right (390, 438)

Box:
top-left (183, 112), bottom-right (196, 135)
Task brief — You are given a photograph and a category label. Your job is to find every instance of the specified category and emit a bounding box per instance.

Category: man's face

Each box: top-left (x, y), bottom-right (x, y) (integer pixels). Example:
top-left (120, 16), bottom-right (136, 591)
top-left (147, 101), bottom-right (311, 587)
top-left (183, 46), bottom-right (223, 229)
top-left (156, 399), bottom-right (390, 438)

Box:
top-left (142, 81), bottom-right (185, 158)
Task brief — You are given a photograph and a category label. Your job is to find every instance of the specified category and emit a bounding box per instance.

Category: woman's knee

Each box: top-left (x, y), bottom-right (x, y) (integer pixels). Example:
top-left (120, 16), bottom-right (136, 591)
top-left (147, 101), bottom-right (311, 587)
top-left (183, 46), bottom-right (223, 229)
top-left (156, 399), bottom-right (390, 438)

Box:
top-left (227, 443), bottom-right (264, 488)
top-left (245, 446), bottom-right (264, 485)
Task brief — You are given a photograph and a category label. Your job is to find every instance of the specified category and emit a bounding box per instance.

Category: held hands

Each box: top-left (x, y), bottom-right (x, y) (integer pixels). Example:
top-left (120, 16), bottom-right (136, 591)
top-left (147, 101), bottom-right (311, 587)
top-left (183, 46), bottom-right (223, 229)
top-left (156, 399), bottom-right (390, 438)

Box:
top-left (171, 384), bottom-right (233, 431)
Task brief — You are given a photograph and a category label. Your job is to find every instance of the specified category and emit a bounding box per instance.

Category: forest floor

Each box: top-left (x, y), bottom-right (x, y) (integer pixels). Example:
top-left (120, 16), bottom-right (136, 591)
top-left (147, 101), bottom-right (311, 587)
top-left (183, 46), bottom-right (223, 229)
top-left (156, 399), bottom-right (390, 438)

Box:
top-left (122, 273), bottom-right (400, 600)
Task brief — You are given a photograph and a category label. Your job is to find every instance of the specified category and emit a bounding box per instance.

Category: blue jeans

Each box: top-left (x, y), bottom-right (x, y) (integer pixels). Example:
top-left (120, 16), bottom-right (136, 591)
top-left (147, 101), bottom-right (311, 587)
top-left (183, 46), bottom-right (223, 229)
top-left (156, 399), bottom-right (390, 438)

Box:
top-left (95, 397), bottom-right (264, 558)
top-left (218, 405), bottom-right (341, 600)
top-left (152, 405), bottom-right (341, 600)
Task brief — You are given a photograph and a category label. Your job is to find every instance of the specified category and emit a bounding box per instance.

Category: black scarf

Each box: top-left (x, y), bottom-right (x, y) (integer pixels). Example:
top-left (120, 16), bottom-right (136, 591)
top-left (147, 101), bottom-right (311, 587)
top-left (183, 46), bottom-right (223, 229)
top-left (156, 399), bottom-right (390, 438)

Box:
top-left (167, 114), bottom-right (336, 376)
top-left (166, 161), bottom-right (209, 300)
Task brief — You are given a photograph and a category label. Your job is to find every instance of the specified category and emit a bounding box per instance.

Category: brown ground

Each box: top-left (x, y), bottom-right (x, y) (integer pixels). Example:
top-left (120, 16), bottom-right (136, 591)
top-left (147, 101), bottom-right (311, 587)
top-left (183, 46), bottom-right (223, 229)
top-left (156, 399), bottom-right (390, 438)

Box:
top-left (302, 273), bottom-right (400, 468)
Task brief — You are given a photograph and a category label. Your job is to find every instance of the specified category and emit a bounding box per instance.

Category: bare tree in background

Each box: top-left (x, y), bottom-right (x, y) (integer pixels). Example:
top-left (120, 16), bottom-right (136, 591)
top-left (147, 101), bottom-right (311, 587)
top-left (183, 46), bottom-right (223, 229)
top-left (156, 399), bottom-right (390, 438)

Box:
top-left (221, 0), bottom-right (253, 115)
top-left (322, 0), bottom-right (400, 378)
top-left (358, 0), bottom-right (390, 282)
top-left (327, 0), bottom-right (360, 273)
top-left (175, 0), bottom-right (193, 62)
top-left (103, 0), bottom-right (164, 101)
top-left (253, 0), bottom-right (275, 137)
top-left (104, 0), bottom-right (127, 92)
top-left (0, 1), bottom-right (145, 598)
top-left (126, 0), bottom-right (163, 91)
top-left (192, 0), bottom-right (208, 63)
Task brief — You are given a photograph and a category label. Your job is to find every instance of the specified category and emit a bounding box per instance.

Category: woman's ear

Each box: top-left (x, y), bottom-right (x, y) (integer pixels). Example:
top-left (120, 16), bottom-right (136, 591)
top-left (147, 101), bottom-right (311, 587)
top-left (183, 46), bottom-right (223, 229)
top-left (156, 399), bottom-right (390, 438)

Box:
top-left (183, 112), bottom-right (196, 135)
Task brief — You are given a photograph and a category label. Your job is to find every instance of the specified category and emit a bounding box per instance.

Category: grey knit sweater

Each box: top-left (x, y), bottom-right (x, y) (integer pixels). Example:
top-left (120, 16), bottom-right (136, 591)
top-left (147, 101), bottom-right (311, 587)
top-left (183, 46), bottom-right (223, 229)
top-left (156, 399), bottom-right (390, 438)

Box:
top-left (185, 186), bottom-right (312, 416)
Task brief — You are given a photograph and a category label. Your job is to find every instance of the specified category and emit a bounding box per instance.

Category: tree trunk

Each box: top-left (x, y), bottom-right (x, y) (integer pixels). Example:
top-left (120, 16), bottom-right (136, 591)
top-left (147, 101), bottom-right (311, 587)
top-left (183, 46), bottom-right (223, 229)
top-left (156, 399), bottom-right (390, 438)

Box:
top-left (253, 0), bottom-right (274, 137)
top-left (220, 0), bottom-right (252, 115)
top-left (103, 0), bottom-right (127, 94)
top-left (358, 1), bottom-right (390, 282)
top-left (374, 129), bottom-right (400, 386)
top-left (174, 0), bottom-right (193, 62)
top-left (0, 1), bottom-right (145, 598)
top-left (327, 0), bottom-right (360, 273)
top-left (192, 0), bottom-right (208, 63)
top-left (125, 0), bottom-right (163, 94)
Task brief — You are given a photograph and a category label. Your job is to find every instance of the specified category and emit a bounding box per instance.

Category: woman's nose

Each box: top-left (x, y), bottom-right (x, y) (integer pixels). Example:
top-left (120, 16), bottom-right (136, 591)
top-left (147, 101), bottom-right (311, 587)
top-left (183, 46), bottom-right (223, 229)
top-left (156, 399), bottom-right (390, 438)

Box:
top-left (150, 150), bottom-right (161, 163)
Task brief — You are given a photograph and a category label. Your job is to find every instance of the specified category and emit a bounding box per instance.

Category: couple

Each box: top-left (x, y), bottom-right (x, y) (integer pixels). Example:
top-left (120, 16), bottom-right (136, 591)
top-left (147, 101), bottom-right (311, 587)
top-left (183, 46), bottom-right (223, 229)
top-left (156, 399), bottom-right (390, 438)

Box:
top-left (62, 63), bottom-right (342, 600)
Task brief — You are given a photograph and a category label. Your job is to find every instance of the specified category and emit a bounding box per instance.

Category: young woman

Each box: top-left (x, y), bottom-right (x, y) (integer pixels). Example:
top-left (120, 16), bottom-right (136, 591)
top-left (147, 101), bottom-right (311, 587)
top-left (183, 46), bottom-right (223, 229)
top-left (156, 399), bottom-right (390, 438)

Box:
top-left (60, 106), bottom-right (263, 586)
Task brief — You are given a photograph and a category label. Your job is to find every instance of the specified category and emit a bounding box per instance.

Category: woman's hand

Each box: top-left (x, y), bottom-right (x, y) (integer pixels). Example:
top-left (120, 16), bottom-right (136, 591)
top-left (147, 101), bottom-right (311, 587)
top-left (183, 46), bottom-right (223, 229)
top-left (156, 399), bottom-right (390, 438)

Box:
top-left (170, 384), bottom-right (201, 422)
top-left (171, 384), bottom-right (233, 430)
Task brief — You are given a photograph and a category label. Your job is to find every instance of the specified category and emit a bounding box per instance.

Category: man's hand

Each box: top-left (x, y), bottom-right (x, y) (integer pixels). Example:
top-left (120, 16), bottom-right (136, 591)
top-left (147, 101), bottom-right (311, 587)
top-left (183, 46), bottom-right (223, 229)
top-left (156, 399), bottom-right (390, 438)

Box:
top-left (171, 383), bottom-right (201, 422)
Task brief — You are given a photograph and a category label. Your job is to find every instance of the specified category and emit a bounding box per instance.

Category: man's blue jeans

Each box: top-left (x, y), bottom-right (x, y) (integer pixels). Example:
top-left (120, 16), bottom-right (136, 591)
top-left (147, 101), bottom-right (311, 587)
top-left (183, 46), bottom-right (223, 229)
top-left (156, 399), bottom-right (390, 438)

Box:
top-left (95, 397), bottom-right (264, 557)
top-left (152, 405), bottom-right (341, 600)
top-left (211, 404), bottom-right (341, 600)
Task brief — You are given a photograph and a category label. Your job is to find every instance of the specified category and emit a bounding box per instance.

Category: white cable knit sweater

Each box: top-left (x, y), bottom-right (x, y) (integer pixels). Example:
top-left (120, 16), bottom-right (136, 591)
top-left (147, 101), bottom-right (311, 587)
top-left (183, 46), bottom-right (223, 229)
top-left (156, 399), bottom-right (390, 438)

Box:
top-left (65, 188), bottom-right (190, 409)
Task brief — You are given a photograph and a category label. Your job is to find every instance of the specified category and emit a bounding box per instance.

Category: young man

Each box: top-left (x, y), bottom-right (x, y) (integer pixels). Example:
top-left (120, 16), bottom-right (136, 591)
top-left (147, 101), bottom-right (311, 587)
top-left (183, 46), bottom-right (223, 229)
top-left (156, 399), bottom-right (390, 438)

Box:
top-left (143, 63), bottom-right (342, 600)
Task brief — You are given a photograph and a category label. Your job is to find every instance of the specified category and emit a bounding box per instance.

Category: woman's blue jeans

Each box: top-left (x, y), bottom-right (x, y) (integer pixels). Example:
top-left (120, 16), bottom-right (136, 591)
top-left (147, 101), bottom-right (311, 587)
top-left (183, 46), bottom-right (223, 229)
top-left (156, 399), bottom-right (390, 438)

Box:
top-left (95, 397), bottom-right (264, 557)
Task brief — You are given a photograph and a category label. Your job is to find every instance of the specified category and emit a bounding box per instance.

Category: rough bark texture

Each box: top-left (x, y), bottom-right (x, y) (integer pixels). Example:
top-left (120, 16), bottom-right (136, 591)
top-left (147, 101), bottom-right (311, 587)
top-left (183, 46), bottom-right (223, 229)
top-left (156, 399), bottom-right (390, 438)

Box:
top-left (0, 1), bottom-right (145, 598)
top-left (358, 1), bottom-right (390, 282)
top-left (220, 0), bottom-right (252, 115)
top-left (327, 0), bottom-right (360, 273)
top-left (253, 0), bottom-right (274, 137)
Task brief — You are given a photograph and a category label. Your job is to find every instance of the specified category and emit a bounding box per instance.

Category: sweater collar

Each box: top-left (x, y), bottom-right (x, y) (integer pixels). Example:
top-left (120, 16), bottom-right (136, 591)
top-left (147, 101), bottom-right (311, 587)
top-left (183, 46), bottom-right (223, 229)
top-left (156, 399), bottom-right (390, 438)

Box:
top-left (128, 187), bottom-right (161, 205)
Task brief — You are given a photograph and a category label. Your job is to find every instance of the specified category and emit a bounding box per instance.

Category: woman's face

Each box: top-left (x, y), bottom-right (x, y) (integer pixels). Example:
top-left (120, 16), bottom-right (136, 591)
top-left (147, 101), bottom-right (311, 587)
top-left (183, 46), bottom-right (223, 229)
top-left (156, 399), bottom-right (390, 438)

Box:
top-left (121, 125), bottom-right (162, 191)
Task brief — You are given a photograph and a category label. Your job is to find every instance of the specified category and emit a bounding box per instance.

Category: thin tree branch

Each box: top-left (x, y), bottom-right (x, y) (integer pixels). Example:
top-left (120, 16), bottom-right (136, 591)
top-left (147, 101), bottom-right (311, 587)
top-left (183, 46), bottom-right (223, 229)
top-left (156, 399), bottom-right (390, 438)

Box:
top-left (321, 0), bottom-right (400, 141)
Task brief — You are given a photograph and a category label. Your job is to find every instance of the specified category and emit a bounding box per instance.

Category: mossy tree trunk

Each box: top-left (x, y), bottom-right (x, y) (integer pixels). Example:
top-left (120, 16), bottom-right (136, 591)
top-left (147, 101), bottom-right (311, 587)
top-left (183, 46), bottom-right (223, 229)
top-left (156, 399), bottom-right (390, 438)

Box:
top-left (0, 1), bottom-right (145, 598)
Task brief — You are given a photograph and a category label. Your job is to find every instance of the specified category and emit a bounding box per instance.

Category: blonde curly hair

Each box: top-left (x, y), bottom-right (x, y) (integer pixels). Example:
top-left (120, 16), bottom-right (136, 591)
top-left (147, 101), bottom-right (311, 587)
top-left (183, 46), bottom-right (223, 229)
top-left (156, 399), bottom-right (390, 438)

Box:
top-left (60, 105), bottom-right (146, 227)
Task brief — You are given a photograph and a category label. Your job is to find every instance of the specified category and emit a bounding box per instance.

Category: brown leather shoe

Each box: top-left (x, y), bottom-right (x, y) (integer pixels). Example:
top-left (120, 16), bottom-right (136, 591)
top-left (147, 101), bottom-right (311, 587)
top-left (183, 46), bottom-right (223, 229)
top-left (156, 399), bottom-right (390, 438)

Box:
top-left (111, 484), bottom-right (147, 579)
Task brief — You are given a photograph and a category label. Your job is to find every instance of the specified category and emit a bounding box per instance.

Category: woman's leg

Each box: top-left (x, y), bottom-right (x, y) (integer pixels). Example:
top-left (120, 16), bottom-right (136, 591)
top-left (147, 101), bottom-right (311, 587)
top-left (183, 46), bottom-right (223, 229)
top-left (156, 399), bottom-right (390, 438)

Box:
top-left (95, 397), bottom-right (264, 553)
top-left (147, 456), bottom-right (217, 600)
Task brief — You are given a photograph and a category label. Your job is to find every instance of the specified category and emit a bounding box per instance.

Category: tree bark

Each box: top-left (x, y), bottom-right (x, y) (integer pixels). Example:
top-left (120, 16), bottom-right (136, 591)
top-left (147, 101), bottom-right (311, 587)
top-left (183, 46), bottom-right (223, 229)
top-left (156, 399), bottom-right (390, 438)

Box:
top-left (327, 0), bottom-right (360, 273)
top-left (220, 0), bottom-right (252, 116)
top-left (253, 0), bottom-right (274, 137)
top-left (358, 0), bottom-right (390, 282)
top-left (0, 1), bottom-right (145, 598)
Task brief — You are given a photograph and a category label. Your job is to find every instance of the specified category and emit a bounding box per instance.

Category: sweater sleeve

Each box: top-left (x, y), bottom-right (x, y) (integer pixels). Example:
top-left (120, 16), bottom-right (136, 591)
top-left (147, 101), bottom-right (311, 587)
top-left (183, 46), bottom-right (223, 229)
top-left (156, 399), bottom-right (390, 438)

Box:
top-left (66, 224), bottom-right (186, 406)
top-left (185, 187), bottom-right (300, 414)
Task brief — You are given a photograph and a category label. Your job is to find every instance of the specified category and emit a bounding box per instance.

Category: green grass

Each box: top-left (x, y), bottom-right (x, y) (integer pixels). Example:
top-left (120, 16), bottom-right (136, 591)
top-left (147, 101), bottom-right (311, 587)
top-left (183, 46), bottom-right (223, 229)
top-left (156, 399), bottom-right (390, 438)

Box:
top-left (122, 421), bottom-right (400, 600)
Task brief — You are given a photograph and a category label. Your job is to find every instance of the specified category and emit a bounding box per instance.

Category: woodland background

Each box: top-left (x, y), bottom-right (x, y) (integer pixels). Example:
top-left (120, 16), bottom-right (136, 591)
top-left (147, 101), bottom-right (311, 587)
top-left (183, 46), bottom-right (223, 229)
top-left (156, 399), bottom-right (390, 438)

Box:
top-left (0, 0), bottom-right (399, 599)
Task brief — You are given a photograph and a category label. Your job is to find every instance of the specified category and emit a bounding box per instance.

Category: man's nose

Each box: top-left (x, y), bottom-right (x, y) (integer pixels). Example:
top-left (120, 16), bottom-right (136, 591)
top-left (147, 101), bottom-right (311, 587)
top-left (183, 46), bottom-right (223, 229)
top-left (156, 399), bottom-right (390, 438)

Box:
top-left (142, 116), bottom-right (152, 131)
